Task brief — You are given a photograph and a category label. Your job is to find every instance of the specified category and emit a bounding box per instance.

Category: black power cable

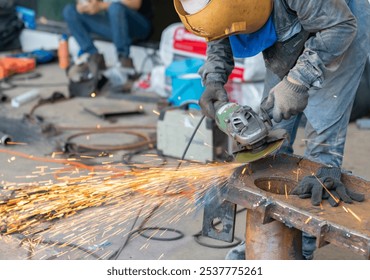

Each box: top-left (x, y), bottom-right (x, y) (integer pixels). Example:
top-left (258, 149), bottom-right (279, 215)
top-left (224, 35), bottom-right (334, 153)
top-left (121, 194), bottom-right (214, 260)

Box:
top-left (1, 72), bottom-right (68, 89)
top-left (108, 112), bottom-right (206, 260)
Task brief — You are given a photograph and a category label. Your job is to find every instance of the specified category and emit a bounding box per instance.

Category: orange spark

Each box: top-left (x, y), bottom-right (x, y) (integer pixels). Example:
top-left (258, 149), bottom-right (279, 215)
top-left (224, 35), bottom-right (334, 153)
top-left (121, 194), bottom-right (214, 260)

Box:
top-left (313, 175), bottom-right (340, 205)
top-left (6, 142), bottom-right (28, 146)
top-left (285, 184), bottom-right (288, 199)
top-left (304, 216), bottom-right (312, 224)
top-left (343, 206), bottom-right (362, 222)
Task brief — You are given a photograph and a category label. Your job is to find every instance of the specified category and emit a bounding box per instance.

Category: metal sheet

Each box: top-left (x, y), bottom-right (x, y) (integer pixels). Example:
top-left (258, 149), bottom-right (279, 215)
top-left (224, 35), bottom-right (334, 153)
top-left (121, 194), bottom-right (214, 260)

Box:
top-left (202, 199), bottom-right (236, 243)
top-left (223, 153), bottom-right (370, 258)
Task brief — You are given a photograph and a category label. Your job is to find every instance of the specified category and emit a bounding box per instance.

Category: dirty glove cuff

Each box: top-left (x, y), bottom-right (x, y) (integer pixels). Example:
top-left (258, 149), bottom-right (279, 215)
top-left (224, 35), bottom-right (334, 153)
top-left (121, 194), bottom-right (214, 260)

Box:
top-left (317, 166), bottom-right (342, 180)
top-left (283, 77), bottom-right (308, 95)
top-left (200, 82), bottom-right (228, 119)
top-left (261, 76), bottom-right (309, 123)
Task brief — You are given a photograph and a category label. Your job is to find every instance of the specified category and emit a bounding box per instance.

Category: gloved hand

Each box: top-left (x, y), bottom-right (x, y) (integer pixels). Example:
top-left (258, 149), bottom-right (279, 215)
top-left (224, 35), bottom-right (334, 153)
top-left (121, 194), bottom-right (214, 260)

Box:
top-left (261, 76), bottom-right (309, 123)
top-left (291, 166), bottom-right (365, 207)
top-left (199, 82), bottom-right (229, 119)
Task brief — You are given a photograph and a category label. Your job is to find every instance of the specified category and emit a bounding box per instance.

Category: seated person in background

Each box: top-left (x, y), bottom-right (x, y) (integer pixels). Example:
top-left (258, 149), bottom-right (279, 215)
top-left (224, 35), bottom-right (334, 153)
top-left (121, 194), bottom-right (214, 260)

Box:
top-left (63, 0), bottom-right (153, 76)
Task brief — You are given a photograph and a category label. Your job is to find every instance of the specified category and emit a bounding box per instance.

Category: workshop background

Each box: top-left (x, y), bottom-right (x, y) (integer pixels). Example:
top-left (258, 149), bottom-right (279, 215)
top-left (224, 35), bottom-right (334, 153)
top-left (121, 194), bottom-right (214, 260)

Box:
top-left (0, 0), bottom-right (369, 260)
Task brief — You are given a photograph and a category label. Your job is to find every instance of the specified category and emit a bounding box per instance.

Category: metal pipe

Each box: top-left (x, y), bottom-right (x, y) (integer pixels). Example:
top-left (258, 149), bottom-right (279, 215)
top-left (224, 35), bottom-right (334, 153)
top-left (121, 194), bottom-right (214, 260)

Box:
top-left (245, 210), bottom-right (303, 260)
top-left (0, 132), bottom-right (12, 145)
top-left (11, 89), bottom-right (39, 108)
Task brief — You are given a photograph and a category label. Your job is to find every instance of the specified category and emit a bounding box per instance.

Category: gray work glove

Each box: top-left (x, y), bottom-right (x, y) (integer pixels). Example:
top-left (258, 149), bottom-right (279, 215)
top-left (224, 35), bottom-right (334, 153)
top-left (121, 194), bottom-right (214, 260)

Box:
top-left (199, 82), bottom-right (229, 119)
top-left (291, 167), bottom-right (365, 207)
top-left (261, 76), bottom-right (309, 123)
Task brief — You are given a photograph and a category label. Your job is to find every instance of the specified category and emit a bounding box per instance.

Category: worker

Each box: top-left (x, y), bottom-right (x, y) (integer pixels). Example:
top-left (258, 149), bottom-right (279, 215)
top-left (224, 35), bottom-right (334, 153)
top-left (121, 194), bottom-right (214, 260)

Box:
top-left (63, 0), bottom-right (153, 76)
top-left (174, 0), bottom-right (370, 260)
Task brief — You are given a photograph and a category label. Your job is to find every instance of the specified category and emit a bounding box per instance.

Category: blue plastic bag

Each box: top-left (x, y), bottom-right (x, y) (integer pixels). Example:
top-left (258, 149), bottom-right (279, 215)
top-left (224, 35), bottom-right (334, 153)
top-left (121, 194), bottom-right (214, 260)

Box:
top-left (165, 58), bottom-right (205, 110)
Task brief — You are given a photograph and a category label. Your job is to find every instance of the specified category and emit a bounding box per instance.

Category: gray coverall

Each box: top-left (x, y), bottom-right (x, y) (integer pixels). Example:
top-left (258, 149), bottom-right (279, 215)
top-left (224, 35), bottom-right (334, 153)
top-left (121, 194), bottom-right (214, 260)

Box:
top-left (199, 0), bottom-right (370, 259)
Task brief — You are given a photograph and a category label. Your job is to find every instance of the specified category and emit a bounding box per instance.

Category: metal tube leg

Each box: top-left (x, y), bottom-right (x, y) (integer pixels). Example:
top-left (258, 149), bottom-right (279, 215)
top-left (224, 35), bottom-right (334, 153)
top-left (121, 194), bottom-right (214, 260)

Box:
top-left (245, 210), bottom-right (303, 260)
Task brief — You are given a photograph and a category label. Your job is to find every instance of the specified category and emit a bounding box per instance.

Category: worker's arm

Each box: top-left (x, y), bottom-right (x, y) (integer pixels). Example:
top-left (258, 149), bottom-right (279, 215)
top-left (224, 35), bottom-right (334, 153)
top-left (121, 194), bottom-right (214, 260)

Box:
top-left (198, 37), bottom-right (234, 119)
top-left (77, 0), bottom-right (142, 14)
top-left (198, 37), bottom-right (235, 85)
top-left (286, 0), bottom-right (357, 88)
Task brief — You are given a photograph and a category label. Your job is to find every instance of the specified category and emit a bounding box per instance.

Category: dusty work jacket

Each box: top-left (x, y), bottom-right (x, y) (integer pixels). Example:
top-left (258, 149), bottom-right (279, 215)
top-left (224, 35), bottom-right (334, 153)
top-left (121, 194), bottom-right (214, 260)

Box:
top-left (199, 0), bottom-right (370, 134)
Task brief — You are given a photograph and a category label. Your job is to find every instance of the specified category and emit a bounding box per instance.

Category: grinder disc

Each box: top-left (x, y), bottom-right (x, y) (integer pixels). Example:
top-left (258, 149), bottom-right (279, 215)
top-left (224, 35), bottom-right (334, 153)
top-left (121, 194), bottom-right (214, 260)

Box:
top-left (235, 139), bottom-right (285, 163)
top-left (234, 129), bottom-right (287, 163)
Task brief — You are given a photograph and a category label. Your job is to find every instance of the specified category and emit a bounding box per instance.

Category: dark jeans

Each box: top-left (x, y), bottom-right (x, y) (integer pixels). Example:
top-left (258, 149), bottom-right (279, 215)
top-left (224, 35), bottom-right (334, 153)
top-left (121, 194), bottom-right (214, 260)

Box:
top-left (63, 2), bottom-right (151, 58)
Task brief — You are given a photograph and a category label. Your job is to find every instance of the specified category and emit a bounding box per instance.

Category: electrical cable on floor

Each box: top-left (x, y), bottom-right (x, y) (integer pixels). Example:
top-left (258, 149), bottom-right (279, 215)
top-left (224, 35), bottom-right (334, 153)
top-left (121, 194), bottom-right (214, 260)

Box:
top-left (108, 112), bottom-right (206, 260)
top-left (193, 234), bottom-right (242, 249)
top-left (137, 227), bottom-right (184, 241)
top-left (12, 82), bottom-right (68, 87)
top-left (48, 124), bottom-right (157, 154)
top-left (2, 72), bottom-right (68, 89)
top-left (0, 72), bottom-right (40, 91)
top-left (121, 147), bottom-right (168, 170)
top-left (24, 91), bottom-right (68, 125)
top-left (56, 124), bottom-right (157, 131)
top-left (9, 72), bottom-right (42, 80)
top-left (63, 129), bottom-right (156, 153)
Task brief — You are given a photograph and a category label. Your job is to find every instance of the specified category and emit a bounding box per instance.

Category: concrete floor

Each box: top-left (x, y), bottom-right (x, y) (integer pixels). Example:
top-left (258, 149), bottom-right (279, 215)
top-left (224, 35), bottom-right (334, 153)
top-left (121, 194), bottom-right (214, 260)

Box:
top-left (0, 62), bottom-right (369, 260)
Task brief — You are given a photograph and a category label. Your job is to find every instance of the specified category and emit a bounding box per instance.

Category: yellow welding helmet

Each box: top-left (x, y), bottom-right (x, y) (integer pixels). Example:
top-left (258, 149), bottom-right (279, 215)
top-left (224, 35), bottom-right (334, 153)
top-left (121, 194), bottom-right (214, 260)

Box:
top-left (174, 0), bottom-right (273, 41)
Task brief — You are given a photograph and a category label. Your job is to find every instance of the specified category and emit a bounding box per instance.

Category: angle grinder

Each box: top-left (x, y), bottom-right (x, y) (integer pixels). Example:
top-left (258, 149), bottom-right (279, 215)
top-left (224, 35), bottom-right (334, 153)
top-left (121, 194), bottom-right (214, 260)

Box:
top-left (214, 102), bottom-right (287, 163)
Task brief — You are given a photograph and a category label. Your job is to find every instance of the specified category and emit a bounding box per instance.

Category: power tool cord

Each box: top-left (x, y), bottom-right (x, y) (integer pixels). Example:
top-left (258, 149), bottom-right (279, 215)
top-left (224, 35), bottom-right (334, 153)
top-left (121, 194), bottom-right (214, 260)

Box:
top-left (108, 114), bottom-right (206, 260)
top-left (1, 72), bottom-right (68, 90)
top-left (63, 129), bottom-right (155, 152)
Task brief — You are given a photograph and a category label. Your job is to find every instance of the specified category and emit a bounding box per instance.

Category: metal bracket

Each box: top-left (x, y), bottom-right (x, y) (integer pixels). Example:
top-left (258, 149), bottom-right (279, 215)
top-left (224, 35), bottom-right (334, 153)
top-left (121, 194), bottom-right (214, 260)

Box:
top-left (202, 187), bottom-right (236, 242)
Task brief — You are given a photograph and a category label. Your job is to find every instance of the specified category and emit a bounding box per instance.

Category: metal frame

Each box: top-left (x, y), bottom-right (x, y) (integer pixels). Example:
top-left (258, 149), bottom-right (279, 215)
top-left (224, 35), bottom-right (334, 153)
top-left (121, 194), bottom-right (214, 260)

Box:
top-left (203, 153), bottom-right (370, 259)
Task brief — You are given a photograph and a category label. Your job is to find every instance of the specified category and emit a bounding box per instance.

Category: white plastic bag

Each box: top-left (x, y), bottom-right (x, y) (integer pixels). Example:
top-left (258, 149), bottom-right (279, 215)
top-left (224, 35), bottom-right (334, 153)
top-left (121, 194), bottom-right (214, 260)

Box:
top-left (149, 65), bottom-right (168, 97)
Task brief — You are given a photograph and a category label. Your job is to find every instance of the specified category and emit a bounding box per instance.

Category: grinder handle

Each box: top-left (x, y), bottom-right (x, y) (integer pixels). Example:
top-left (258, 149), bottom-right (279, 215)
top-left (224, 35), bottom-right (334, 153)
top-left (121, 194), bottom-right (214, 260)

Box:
top-left (259, 97), bottom-right (273, 125)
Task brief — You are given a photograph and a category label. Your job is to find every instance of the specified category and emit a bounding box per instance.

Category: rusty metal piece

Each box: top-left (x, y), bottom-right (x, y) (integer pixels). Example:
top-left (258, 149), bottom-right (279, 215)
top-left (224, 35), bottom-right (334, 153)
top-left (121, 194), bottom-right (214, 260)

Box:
top-left (203, 153), bottom-right (370, 259)
top-left (202, 200), bottom-right (236, 242)
top-left (202, 185), bottom-right (236, 242)
top-left (246, 210), bottom-right (303, 260)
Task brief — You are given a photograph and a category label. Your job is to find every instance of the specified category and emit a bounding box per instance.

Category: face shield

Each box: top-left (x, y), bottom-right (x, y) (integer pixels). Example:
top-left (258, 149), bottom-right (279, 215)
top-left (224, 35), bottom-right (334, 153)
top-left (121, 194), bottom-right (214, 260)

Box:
top-left (174, 0), bottom-right (273, 41)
